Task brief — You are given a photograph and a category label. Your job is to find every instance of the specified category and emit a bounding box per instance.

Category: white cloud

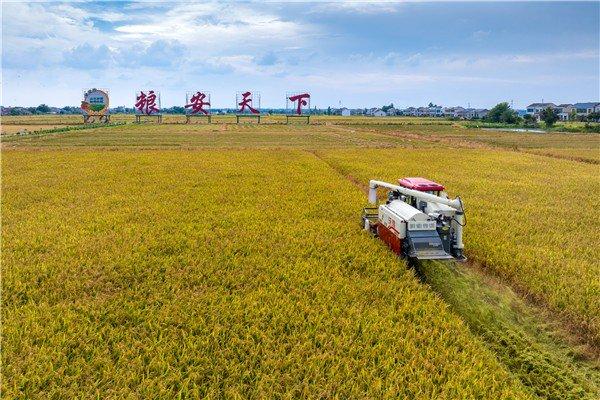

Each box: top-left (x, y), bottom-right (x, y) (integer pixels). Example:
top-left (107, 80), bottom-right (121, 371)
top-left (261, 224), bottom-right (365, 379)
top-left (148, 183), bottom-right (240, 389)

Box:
top-left (2, 2), bottom-right (107, 69)
top-left (2, 2), bottom-right (95, 41)
top-left (3, 1), bottom-right (317, 72)
top-left (2, 1), bottom-right (597, 109)
top-left (471, 29), bottom-right (491, 41)
top-left (368, 50), bottom-right (600, 72)
top-left (113, 2), bottom-right (314, 51)
top-left (308, 1), bottom-right (402, 15)
top-left (64, 44), bottom-right (114, 69)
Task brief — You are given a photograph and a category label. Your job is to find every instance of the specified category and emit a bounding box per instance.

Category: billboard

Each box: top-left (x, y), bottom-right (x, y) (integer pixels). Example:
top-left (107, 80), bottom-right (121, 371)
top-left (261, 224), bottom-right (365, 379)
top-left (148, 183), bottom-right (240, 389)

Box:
top-left (236, 91), bottom-right (260, 114)
top-left (135, 90), bottom-right (161, 115)
top-left (185, 91), bottom-right (211, 115)
top-left (81, 88), bottom-right (109, 122)
top-left (286, 92), bottom-right (311, 115)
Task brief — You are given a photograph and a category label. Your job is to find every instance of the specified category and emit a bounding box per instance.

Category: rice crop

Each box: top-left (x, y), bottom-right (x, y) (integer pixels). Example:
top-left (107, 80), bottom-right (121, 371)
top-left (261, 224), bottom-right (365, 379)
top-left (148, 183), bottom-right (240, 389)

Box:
top-left (525, 148), bottom-right (600, 164)
top-left (1, 149), bottom-right (531, 398)
top-left (316, 148), bottom-right (600, 344)
top-left (2, 122), bottom-right (439, 150)
top-left (0, 124), bottom-right (76, 135)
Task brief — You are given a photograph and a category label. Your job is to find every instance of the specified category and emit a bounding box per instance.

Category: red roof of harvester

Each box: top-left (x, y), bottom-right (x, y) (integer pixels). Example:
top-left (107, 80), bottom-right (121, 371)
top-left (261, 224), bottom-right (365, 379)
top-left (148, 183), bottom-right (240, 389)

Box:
top-left (398, 177), bottom-right (445, 192)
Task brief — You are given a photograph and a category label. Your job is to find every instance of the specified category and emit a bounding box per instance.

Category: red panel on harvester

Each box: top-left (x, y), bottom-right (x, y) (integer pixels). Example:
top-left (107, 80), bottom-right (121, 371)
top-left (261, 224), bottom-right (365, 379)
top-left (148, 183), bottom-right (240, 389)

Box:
top-left (377, 224), bottom-right (402, 255)
top-left (398, 177), bottom-right (445, 192)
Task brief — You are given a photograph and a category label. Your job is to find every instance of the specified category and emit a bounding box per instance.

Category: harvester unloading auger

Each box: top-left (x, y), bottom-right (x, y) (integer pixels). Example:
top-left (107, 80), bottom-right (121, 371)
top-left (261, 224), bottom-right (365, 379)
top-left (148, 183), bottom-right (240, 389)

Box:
top-left (362, 177), bottom-right (466, 261)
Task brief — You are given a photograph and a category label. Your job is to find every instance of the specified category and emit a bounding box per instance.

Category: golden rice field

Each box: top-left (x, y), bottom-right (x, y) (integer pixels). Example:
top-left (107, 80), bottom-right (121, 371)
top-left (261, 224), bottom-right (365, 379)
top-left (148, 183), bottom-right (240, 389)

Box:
top-left (525, 148), bottom-right (600, 163)
top-left (2, 150), bottom-right (531, 398)
top-left (1, 114), bottom-right (452, 125)
top-left (0, 124), bottom-right (78, 135)
top-left (315, 149), bottom-right (600, 344)
top-left (2, 123), bottom-right (423, 149)
top-left (2, 116), bottom-right (599, 399)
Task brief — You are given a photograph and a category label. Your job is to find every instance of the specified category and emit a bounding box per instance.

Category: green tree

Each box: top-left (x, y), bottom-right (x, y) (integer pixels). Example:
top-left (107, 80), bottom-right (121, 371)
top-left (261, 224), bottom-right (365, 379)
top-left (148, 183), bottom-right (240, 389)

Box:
top-left (501, 109), bottom-right (519, 124)
top-left (523, 114), bottom-right (538, 127)
top-left (327, 106), bottom-right (331, 115)
top-left (36, 104), bottom-right (51, 113)
top-left (486, 102), bottom-right (519, 124)
top-left (569, 110), bottom-right (578, 121)
top-left (381, 103), bottom-right (394, 112)
top-left (169, 106), bottom-right (185, 114)
top-left (586, 112), bottom-right (600, 122)
top-left (540, 107), bottom-right (559, 127)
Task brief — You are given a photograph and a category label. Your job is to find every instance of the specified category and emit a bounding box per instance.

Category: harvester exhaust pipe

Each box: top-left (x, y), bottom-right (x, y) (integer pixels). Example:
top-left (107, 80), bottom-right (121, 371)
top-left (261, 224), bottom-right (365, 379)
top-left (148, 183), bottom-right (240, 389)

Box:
top-left (368, 180), bottom-right (465, 251)
top-left (369, 180), bottom-right (462, 209)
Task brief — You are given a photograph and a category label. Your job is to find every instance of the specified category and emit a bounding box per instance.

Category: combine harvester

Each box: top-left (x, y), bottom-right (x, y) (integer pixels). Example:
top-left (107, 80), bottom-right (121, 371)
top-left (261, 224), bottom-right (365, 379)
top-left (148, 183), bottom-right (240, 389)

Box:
top-left (362, 178), bottom-right (466, 261)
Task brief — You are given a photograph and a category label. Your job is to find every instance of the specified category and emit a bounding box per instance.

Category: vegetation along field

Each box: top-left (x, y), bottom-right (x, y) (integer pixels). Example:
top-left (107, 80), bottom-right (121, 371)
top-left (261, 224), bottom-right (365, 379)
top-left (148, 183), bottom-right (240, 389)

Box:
top-left (2, 116), bottom-right (599, 399)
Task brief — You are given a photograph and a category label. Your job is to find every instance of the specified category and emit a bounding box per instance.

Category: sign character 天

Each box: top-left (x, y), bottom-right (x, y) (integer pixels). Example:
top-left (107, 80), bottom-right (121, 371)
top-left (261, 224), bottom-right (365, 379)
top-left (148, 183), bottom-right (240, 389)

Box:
top-left (238, 91), bottom-right (259, 114)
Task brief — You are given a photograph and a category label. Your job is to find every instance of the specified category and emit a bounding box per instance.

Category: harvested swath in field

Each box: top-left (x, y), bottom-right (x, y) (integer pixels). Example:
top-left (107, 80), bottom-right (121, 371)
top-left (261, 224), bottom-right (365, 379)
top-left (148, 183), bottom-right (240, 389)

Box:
top-left (366, 123), bottom-right (600, 150)
top-left (417, 260), bottom-right (600, 400)
top-left (0, 124), bottom-right (74, 135)
top-left (524, 148), bottom-right (600, 164)
top-left (2, 123), bottom-right (436, 150)
top-left (2, 149), bottom-right (530, 399)
top-left (316, 148), bottom-right (600, 345)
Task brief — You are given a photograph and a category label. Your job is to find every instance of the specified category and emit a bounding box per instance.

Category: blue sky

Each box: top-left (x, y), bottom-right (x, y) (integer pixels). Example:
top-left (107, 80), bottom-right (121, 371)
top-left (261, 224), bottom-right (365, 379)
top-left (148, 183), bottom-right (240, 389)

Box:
top-left (2, 1), bottom-right (599, 108)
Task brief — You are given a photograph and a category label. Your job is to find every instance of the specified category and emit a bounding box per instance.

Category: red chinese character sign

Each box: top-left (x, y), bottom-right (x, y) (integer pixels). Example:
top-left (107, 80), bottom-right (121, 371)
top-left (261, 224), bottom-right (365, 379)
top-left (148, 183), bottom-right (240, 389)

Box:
top-left (185, 91), bottom-right (211, 115)
top-left (135, 90), bottom-right (161, 115)
top-left (286, 92), bottom-right (311, 115)
top-left (236, 91), bottom-right (260, 114)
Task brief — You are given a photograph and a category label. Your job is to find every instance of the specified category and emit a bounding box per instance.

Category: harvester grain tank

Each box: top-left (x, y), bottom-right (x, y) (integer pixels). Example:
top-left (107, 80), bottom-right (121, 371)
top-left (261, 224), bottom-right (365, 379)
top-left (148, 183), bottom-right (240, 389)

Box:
top-left (362, 177), bottom-right (466, 261)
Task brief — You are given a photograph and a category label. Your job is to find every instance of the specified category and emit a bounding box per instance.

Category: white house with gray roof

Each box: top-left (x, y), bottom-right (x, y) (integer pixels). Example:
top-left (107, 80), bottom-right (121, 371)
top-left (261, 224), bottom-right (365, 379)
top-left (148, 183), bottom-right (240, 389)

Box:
top-left (574, 102), bottom-right (600, 116)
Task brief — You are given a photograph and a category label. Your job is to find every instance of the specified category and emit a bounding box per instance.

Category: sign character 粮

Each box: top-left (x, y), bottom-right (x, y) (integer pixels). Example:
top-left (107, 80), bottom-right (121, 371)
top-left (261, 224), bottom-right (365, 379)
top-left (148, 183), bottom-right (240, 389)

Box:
top-left (135, 90), bottom-right (160, 115)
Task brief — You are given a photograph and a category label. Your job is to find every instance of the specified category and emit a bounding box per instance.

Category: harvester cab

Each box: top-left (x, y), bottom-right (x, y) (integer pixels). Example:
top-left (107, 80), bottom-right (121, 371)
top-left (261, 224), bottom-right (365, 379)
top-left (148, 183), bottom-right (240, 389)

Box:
top-left (362, 177), bottom-right (466, 262)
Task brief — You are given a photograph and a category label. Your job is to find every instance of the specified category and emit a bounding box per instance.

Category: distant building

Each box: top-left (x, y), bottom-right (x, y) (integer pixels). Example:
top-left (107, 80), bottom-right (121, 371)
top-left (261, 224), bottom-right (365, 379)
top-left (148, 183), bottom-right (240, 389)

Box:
top-left (516, 109), bottom-right (528, 117)
top-left (443, 106), bottom-right (467, 118)
top-left (416, 107), bottom-right (429, 116)
top-left (372, 109), bottom-right (386, 117)
top-left (404, 107), bottom-right (417, 116)
top-left (526, 103), bottom-right (557, 122)
top-left (340, 107), bottom-right (351, 116)
top-left (526, 102), bottom-right (600, 121)
top-left (574, 102), bottom-right (600, 116)
top-left (465, 108), bottom-right (489, 119)
top-left (556, 104), bottom-right (575, 121)
top-left (526, 103), bottom-right (556, 115)
top-left (428, 106), bottom-right (444, 117)
top-left (476, 109), bottom-right (489, 118)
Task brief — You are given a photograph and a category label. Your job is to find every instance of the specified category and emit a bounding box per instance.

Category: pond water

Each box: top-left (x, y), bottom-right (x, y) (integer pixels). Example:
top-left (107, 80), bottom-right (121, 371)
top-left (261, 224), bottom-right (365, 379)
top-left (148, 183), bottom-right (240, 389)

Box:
top-left (482, 128), bottom-right (546, 133)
